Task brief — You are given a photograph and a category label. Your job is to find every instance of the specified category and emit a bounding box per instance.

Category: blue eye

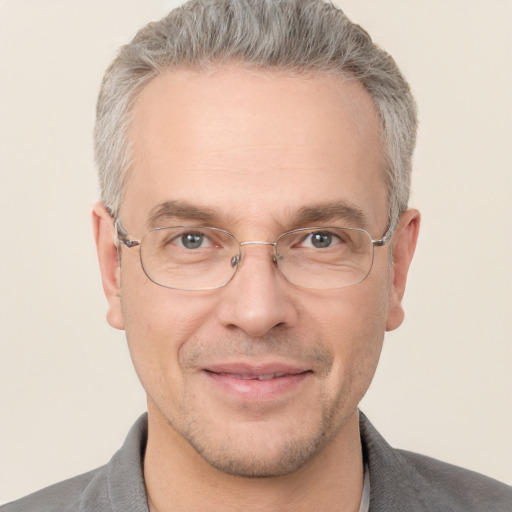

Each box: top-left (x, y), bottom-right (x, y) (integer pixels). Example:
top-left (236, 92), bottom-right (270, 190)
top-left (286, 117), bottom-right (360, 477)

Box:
top-left (300, 231), bottom-right (344, 249)
top-left (310, 232), bottom-right (333, 248)
top-left (180, 232), bottom-right (205, 249)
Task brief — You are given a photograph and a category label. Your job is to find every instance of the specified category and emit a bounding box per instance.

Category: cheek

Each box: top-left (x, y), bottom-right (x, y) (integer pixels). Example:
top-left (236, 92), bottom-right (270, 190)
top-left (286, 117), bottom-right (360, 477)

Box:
top-left (314, 269), bottom-right (390, 341)
top-left (316, 276), bottom-right (389, 396)
top-left (119, 266), bottom-right (217, 395)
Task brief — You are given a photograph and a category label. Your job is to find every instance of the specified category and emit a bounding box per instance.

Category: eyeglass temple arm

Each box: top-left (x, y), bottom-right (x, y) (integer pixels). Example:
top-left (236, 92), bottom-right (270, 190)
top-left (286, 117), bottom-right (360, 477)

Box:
top-left (372, 220), bottom-right (395, 247)
top-left (114, 219), bottom-right (141, 248)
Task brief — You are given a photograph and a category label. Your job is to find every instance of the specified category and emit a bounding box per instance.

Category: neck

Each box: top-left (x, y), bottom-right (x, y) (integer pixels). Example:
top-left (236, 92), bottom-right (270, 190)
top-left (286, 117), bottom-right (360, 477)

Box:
top-left (144, 404), bottom-right (365, 512)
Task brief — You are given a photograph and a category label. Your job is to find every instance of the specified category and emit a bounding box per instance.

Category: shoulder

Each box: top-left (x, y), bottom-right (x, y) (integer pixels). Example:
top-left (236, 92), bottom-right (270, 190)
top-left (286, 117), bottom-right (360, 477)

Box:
top-left (359, 412), bottom-right (512, 512)
top-left (0, 465), bottom-right (110, 512)
top-left (396, 448), bottom-right (512, 511)
top-left (0, 414), bottom-right (149, 512)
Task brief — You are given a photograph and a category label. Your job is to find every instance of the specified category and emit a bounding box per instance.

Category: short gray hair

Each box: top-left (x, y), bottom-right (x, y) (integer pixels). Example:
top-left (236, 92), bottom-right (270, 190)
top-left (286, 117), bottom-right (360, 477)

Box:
top-left (94, 0), bottom-right (417, 229)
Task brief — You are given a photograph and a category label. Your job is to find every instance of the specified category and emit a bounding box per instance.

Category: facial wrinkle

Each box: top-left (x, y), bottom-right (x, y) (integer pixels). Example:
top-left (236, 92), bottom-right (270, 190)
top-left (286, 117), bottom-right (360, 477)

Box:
top-left (181, 329), bottom-right (333, 376)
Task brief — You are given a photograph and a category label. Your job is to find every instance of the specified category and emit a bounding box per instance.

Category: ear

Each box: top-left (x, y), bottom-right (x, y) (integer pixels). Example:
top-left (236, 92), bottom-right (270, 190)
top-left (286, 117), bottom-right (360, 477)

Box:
top-left (92, 202), bottom-right (124, 330)
top-left (386, 209), bottom-right (420, 332)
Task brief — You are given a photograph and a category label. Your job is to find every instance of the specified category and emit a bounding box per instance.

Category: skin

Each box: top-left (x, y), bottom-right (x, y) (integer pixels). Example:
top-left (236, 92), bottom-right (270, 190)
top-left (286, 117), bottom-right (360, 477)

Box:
top-left (93, 66), bottom-right (419, 511)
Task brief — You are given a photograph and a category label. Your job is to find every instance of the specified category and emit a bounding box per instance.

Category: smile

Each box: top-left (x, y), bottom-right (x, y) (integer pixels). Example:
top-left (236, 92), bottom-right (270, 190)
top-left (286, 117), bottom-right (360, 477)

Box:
top-left (236, 373), bottom-right (287, 380)
top-left (209, 371), bottom-right (300, 380)
top-left (203, 365), bottom-right (312, 402)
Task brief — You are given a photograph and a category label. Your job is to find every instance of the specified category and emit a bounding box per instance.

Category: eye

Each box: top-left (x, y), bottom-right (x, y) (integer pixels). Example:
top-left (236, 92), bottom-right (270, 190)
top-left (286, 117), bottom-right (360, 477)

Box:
top-left (176, 231), bottom-right (211, 250)
top-left (301, 231), bottom-right (343, 249)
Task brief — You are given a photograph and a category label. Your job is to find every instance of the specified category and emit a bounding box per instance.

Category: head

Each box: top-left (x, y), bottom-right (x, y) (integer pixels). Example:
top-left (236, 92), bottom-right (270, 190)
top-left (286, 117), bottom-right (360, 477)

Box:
top-left (93, 0), bottom-right (420, 479)
top-left (94, 0), bottom-right (417, 229)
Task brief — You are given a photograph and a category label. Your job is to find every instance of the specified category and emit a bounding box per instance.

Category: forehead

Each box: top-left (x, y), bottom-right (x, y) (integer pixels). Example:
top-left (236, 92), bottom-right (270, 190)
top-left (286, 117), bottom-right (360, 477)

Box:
top-left (123, 66), bottom-right (386, 233)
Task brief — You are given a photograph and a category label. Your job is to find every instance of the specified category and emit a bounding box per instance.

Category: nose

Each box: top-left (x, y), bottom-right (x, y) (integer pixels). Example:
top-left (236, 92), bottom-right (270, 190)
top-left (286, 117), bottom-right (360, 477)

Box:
top-left (215, 244), bottom-right (299, 337)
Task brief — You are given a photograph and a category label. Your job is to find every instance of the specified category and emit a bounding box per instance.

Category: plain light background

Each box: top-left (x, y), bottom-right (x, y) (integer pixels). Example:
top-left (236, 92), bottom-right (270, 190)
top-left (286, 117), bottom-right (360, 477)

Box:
top-left (1, 0), bottom-right (511, 503)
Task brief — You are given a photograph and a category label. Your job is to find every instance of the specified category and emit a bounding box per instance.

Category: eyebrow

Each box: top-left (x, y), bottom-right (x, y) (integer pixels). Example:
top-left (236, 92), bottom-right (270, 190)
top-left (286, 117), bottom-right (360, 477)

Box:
top-left (146, 199), bottom-right (367, 231)
top-left (290, 201), bottom-right (367, 229)
top-left (147, 200), bottom-right (221, 228)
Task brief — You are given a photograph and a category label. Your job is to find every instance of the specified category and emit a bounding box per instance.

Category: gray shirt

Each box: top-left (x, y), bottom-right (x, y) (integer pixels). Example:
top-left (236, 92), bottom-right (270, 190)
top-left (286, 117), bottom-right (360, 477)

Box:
top-left (2, 412), bottom-right (511, 511)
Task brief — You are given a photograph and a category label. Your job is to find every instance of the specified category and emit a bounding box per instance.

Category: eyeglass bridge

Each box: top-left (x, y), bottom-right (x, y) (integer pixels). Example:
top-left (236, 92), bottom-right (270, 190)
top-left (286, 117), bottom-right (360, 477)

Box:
top-left (231, 240), bottom-right (280, 267)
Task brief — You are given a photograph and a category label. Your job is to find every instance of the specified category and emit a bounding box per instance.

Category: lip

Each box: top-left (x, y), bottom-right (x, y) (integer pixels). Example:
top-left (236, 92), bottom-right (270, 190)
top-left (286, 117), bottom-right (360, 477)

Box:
top-left (203, 362), bottom-right (312, 402)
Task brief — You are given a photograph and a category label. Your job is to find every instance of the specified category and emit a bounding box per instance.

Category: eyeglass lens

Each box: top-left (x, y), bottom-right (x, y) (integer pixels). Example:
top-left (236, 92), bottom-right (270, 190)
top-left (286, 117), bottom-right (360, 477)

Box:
top-left (138, 226), bottom-right (375, 290)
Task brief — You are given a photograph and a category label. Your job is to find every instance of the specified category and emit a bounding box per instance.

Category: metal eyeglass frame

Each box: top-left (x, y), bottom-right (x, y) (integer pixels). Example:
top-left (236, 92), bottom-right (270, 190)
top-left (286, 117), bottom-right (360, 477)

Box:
top-left (113, 218), bottom-right (394, 290)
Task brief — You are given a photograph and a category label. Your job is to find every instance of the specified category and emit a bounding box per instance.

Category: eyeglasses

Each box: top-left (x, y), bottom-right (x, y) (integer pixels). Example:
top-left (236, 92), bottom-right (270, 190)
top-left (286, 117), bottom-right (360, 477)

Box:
top-left (114, 220), bottom-right (392, 291)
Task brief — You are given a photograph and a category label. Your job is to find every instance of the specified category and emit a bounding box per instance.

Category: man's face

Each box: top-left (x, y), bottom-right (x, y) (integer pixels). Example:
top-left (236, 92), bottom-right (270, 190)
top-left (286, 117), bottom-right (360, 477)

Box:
top-left (96, 66), bottom-right (417, 477)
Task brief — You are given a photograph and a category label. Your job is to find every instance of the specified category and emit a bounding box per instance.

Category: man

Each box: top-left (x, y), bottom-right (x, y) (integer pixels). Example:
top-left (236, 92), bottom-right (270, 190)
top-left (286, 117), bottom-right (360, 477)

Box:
top-left (2, 0), bottom-right (510, 510)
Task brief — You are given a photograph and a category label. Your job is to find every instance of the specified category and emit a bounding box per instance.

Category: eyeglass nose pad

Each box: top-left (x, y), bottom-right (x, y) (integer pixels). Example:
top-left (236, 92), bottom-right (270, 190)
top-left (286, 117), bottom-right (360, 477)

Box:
top-left (230, 247), bottom-right (277, 269)
top-left (274, 252), bottom-right (284, 263)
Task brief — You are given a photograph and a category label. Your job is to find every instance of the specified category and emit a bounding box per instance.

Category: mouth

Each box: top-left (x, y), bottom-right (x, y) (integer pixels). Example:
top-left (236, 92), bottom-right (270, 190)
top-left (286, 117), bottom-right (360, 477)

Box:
top-left (203, 364), bottom-right (312, 401)
top-left (213, 372), bottom-right (292, 380)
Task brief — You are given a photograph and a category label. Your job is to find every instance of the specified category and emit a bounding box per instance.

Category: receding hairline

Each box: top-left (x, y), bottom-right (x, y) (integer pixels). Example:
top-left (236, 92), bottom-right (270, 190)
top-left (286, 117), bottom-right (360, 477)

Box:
top-left (120, 63), bottom-right (387, 216)
top-left (94, 0), bottom-right (418, 230)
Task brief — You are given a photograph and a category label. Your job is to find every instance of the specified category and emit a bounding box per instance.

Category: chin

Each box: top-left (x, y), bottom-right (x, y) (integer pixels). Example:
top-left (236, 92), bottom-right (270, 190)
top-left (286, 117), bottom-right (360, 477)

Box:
top-left (171, 406), bottom-right (349, 478)
top-left (191, 432), bottom-right (328, 478)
